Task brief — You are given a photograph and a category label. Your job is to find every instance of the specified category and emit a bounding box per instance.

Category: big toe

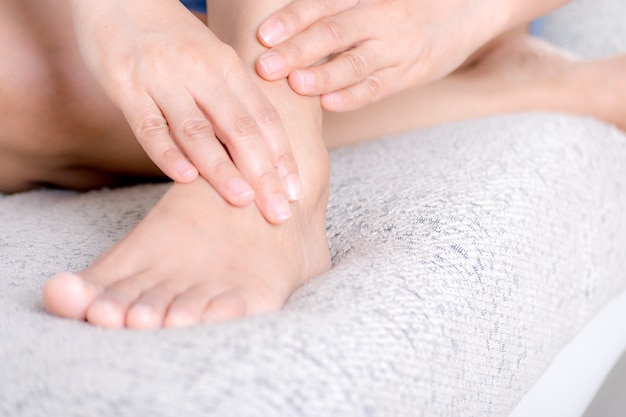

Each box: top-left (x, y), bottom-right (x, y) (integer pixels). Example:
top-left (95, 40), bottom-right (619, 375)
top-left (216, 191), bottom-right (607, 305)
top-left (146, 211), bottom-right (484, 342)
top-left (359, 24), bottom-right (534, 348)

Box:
top-left (43, 272), bottom-right (100, 320)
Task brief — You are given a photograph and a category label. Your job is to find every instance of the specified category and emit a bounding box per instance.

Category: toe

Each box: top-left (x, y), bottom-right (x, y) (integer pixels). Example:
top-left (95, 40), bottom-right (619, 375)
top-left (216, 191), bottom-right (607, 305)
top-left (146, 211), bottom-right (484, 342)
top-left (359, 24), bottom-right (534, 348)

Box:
top-left (124, 304), bottom-right (162, 330)
top-left (127, 279), bottom-right (189, 329)
top-left (164, 306), bottom-right (199, 328)
top-left (86, 272), bottom-right (160, 328)
top-left (163, 286), bottom-right (213, 328)
top-left (43, 272), bottom-right (101, 320)
top-left (86, 296), bottom-right (128, 328)
top-left (202, 290), bottom-right (249, 323)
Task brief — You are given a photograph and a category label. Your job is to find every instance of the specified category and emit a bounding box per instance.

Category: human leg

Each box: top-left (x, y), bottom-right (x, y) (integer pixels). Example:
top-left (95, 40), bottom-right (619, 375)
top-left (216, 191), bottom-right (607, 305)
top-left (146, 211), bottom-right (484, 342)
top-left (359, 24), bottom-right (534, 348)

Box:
top-left (43, 0), bottom-right (332, 328)
top-left (322, 30), bottom-right (626, 148)
top-left (0, 0), bottom-right (164, 193)
top-left (5, 2), bottom-right (620, 188)
top-left (14, 1), bottom-right (620, 327)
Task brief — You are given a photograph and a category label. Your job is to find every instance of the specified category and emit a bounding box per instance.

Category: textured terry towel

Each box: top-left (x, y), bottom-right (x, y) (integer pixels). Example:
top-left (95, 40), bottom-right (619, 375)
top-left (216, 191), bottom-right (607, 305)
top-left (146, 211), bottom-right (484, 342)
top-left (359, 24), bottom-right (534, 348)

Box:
top-left (2, 0), bottom-right (626, 415)
top-left (1, 114), bottom-right (626, 417)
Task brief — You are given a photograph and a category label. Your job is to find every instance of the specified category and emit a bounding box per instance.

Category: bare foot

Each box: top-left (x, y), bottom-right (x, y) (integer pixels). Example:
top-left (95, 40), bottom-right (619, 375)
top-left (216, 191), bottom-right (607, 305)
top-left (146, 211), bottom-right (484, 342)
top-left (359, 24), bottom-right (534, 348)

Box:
top-left (567, 54), bottom-right (626, 132)
top-left (467, 34), bottom-right (626, 131)
top-left (322, 32), bottom-right (623, 148)
top-left (42, 0), bottom-right (333, 329)
top-left (43, 67), bottom-right (332, 329)
top-left (467, 34), bottom-right (580, 81)
top-left (44, 171), bottom-right (330, 328)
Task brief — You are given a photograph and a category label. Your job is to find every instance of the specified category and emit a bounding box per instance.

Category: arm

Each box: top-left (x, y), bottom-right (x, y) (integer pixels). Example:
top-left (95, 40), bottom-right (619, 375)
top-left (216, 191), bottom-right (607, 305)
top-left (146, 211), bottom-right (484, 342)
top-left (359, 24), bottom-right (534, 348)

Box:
top-left (69, 0), bottom-right (302, 223)
top-left (255, 0), bottom-right (574, 112)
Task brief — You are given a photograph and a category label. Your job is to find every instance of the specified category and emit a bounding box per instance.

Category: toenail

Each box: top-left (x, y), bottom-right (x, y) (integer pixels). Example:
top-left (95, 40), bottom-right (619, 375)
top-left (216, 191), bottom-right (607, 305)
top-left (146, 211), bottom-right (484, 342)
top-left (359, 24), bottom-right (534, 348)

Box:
top-left (127, 304), bottom-right (160, 327)
top-left (165, 307), bottom-right (197, 328)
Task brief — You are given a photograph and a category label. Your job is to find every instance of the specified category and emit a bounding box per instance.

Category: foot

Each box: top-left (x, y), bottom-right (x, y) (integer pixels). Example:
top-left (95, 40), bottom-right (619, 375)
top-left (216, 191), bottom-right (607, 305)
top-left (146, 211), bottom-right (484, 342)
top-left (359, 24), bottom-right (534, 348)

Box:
top-left (567, 54), bottom-right (626, 132)
top-left (467, 34), bottom-right (626, 131)
top-left (43, 0), bottom-right (333, 329)
top-left (43, 168), bottom-right (330, 328)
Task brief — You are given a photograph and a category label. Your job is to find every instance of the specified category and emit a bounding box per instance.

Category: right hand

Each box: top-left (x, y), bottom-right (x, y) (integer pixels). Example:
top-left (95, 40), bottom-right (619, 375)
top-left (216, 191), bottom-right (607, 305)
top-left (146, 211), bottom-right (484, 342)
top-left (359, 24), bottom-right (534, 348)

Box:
top-left (256, 0), bottom-right (509, 112)
top-left (70, 0), bottom-right (302, 223)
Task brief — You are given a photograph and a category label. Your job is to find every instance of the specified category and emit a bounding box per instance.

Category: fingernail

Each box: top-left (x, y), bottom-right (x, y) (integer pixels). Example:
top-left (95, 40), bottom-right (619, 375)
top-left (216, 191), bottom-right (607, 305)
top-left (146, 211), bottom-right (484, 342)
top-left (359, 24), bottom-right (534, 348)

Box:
top-left (174, 160), bottom-right (198, 182)
top-left (294, 70), bottom-right (315, 91)
top-left (258, 51), bottom-right (286, 76)
top-left (284, 174), bottom-right (303, 201)
top-left (269, 194), bottom-right (292, 222)
top-left (259, 19), bottom-right (285, 45)
top-left (228, 178), bottom-right (254, 204)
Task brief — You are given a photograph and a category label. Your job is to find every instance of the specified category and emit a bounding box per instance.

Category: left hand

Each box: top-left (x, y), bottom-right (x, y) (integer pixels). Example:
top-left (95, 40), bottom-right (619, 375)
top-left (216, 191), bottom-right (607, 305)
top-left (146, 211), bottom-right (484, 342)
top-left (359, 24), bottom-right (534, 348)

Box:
top-left (71, 0), bottom-right (302, 224)
top-left (255, 0), bottom-right (508, 111)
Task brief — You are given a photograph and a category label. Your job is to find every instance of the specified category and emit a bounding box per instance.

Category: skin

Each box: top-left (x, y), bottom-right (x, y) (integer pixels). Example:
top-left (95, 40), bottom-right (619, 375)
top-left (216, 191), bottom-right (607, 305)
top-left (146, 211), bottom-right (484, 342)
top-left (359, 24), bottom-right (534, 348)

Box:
top-left (256, 0), bottom-right (572, 111)
top-left (2, 0), bottom-right (625, 327)
top-left (43, 0), bottom-right (332, 328)
top-left (70, 0), bottom-right (303, 224)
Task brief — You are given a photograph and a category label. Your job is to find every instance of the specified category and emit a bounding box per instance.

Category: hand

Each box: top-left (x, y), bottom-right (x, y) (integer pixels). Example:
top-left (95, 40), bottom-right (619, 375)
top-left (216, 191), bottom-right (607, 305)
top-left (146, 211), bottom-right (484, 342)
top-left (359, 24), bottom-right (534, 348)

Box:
top-left (70, 0), bottom-right (302, 224)
top-left (256, 0), bottom-right (508, 111)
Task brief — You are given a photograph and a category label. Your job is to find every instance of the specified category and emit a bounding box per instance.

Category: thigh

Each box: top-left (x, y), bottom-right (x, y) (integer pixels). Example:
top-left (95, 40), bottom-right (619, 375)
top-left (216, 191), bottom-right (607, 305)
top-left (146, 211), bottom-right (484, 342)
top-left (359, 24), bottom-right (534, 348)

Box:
top-left (0, 0), bottom-right (162, 191)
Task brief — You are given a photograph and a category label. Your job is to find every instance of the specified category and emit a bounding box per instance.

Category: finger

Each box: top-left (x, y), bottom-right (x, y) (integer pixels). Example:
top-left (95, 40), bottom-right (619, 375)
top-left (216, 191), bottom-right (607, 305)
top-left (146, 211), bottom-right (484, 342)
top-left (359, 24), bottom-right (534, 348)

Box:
top-left (258, 0), bottom-right (358, 47)
top-left (236, 85), bottom-right (303, 202)
top-left (257, 9), bottom-right (368, 81)
top-left (157, 91), bottom-right (256, 207)
top-left (321, 68), bottom-right (400, 112)
top-left (213, 64), bottom-right (303, 202)
top-left (288, 42), bottom-right (383, 96)
top-left (197, 81), bottom-right (294, 224)
top-left (123, 95), bottom-right (198, 183)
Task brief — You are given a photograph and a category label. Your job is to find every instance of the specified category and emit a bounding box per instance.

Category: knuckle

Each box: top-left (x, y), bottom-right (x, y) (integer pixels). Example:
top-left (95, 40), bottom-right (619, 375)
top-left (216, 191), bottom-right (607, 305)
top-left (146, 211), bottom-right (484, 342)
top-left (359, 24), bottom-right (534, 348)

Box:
top-left (274, 151), bottom-right (297, 174)
top-left (180, 118), bottom-right (214, 142)
top-left (344, 52), bottom-right (368, 78)
top-left (220, 47), bottom-right (246, 79)
top-left (281, 40), bottom-right (305, 63)
top-left (257, 168), bottom-right (279, 188)
top-left (319, 19), bottom-right (343, 44)
top-left (219, 44), bottom-right (240, 65)
top-left (363, 74), bottom-right (385, 103)
top-left (254, 104), bottom-right (282, 128)
top-left (137, 114), bottom-right (169, 142)
top-left (209, 157), bottom-right (233, 178)
top-left (230, 115), bottom-right (259, 140)
top-left (314, 66), bottom-right (332, 87)
top-left (282, 8), bottom-right (301, 31)
top-left (160, 146), bottom-right (182, 165)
